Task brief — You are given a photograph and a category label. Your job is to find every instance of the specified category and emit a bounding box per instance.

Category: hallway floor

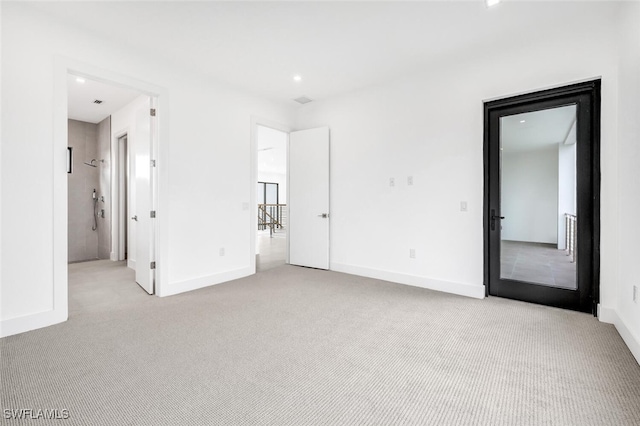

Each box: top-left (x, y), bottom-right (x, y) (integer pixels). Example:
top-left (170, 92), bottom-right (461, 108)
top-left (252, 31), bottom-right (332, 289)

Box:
top-left (500, 240), bottom-right (576, 289)
top-left (256, 227), bottom-right (286, 272)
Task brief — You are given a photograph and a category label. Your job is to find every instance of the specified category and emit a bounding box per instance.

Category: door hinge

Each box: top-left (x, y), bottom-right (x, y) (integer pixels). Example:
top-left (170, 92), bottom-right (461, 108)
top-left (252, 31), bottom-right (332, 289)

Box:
top-left (150, 261), bottom-right (156, 270)
top-left (150, 108), bottom-right (156, 117)
top-left (151, 159), bottom-right (156, 167)
top-left (150, 210), bottom-right (156, 218)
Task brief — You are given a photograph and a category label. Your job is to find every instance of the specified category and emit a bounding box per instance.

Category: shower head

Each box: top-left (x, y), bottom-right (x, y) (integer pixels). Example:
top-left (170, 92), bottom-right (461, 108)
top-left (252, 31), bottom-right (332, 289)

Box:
top-left (84, 159), bottom-right (97, 167)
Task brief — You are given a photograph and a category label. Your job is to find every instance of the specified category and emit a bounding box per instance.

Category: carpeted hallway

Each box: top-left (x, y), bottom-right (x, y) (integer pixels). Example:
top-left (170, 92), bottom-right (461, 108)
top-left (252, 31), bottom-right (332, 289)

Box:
top-left (1, 262), bottom-right (639, 425)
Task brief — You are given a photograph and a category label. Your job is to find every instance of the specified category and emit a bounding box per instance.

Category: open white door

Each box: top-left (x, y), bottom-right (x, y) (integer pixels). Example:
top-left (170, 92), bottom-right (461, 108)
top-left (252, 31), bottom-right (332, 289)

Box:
top-left (289, 127), bottom-right (330, 269)
top-left (133, 96), bottom-right (154, 294)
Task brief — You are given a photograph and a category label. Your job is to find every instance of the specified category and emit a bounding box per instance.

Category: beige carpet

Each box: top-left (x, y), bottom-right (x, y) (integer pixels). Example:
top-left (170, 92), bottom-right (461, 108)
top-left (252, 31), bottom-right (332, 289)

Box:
top-left (1, 261), bottom-right (639, 425)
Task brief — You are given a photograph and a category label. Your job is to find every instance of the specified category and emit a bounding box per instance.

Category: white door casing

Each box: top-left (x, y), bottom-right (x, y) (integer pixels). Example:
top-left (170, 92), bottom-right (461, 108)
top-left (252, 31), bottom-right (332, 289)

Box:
top-left (288, 127), bottom-right (330, 269)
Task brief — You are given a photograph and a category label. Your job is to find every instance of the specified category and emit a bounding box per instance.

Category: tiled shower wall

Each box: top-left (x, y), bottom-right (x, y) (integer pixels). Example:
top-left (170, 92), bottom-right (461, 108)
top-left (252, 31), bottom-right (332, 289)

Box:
top-left (97, 117), bottom-right (111, 259)
top-left (68, 118), bottom-right (111, 263)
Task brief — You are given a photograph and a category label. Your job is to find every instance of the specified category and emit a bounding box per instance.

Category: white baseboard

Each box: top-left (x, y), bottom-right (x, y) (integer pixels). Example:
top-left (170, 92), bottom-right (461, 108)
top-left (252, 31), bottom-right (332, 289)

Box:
top-left (0, 309), bottom-right (67, 338)
top-left (159, 266), bottom-right (253, 297)
top-left (599, 305), bottom-right (640, 365)
top-left (330, 262), bottom-right (485, 299)
top-left (598, 304), bottom-right (617, 323)
top-left (127, 259), bottom-right (136, 270)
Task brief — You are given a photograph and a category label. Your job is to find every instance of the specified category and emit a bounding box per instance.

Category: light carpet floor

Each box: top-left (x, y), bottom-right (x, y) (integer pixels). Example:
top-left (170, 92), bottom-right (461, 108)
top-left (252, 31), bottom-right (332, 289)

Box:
top-left (1, 261), bottom-right (639, 425)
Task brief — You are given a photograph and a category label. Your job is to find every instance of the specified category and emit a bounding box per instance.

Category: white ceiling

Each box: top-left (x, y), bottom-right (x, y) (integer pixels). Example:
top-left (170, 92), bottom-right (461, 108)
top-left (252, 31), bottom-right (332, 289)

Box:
top-left (27, 1), bottom-right (620, 106)
top-left (67, 74), bottom-right (141, 123)
top-left (501, 105), bottom-right (576, 153)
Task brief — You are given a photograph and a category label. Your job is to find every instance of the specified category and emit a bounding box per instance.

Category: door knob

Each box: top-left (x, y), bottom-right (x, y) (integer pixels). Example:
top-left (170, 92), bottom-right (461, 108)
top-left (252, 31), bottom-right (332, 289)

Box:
top-left (131, 215), bottom-right (138, 221)
top-left (318, 213), bottom-right (329, 218)
top-left (490, 209), bottom-right (504, 231)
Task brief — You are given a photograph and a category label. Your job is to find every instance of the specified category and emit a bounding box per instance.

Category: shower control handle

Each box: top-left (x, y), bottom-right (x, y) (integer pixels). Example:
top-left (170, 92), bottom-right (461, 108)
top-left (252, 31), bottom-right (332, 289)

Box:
top-left (131, 215), bottom-right (138, 221)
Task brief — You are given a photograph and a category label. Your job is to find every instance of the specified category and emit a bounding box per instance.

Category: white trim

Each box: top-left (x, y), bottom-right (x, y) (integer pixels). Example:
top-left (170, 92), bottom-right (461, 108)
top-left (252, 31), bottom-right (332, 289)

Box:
top-left (155, 94), bottom-right (170, 297)
top-left (1, 309), bottom-right (66, 338)
top-left (250, 117), bottom-right (292, 272)
top-left (599, 305), bottom-right (640, 365)
top-left (52, 57), bottom-right (69, 334)
top-left (160, 267), bottom-right (253, 297)
top-left (330, 262), bottom-right (486, 299)
top-left (150, 96), bottom-right (160, 295)
top-left (597, 304), bottom-right (617, 323)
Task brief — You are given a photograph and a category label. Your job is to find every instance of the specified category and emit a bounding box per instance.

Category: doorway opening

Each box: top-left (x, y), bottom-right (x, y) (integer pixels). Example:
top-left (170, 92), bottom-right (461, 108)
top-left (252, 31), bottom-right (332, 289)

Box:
top-left (116, 134), bottom-right (129, 263)
top-left (67, 72), bottom-right (157, 314)
top-left (256, 125), bottom-right (288, 271)
top-left (483, 80), bottom-right (601, 314)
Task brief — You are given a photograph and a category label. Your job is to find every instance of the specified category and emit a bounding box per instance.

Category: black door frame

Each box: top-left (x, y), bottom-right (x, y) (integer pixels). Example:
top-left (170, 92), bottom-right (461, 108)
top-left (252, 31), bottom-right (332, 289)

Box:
top-left (483, 80), bottom-right (601, 315)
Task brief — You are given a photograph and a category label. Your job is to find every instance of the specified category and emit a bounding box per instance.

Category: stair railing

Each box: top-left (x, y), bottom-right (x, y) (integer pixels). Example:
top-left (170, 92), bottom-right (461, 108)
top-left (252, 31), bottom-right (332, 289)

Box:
top-left (258, 204), bottom-right (287, 236)
top-left (565, 213), bottom-right (577, 263)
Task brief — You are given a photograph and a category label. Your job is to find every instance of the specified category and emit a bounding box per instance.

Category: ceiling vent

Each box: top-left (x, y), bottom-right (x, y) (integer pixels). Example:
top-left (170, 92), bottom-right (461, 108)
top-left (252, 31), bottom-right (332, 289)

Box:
top-left (93, 99), bottom-right (103, 104)
top-left (293, 96), bottom-right (313, 105)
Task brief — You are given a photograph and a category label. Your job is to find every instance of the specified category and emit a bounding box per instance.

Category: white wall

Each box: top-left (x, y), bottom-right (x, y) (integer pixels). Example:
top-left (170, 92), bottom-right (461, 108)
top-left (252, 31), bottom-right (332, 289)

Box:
top-left (610, 1), bottom-right (640, 363)
top-left (296, 11), bottom-right (620, 302)
top-left (0, 3), bottom-right (296, 336)
top-left (501, 147), bottom-right (558, 244)
top-left (0, 2), bottom-right (3, 333)
top-left (257, 125), bottom-right (288, 204)
top-left (557, 130), bottom-right (577, 250)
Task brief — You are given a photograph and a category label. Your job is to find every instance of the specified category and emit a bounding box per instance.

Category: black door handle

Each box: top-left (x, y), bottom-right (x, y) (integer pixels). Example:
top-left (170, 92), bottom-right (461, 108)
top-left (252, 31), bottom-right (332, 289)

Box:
top-left (490, 209), bottom-right (504, 231)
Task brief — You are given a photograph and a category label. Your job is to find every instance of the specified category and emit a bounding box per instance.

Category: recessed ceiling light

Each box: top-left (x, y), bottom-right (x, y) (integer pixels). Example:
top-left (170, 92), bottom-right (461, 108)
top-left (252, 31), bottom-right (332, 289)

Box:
top-left (520, 120), bottom-right (526, 123)
top-left (486, 0), bottom-right (501, 7)
top-left (76, 77), bottom-right (85, 84)
top-left (293, 75), bottom-right (302, 82)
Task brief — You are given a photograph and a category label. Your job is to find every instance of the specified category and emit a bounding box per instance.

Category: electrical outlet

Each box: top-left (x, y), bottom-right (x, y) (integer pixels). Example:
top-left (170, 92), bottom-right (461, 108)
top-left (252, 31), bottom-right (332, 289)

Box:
top-left (409, 248), bottom-right (416, 259)
top-left (407, 176), bottom-right (414, 186)
top-left (460, 201), bottom-right (468, 212)
top-left (242, 202), bottom-right (249, 211)
top-left (219, 248), bottom-right (225, 257)
top-left (389, 178), bottom-right (395, 187)
top-left (633, 285), bottom-right (638, 303)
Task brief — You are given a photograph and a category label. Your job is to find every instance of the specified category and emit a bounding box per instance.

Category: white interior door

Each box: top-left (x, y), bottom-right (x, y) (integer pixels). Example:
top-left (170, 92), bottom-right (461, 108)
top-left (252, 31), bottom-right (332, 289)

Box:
top-left (134, 97), bottom-right (154, 294)
top-left (289, 127), bottom-right (330, 269)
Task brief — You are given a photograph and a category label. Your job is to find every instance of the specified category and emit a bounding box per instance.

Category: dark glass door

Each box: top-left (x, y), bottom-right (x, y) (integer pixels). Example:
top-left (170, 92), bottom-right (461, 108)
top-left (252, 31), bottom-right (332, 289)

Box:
top-left (484, 81), bottom-right (600, 313)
